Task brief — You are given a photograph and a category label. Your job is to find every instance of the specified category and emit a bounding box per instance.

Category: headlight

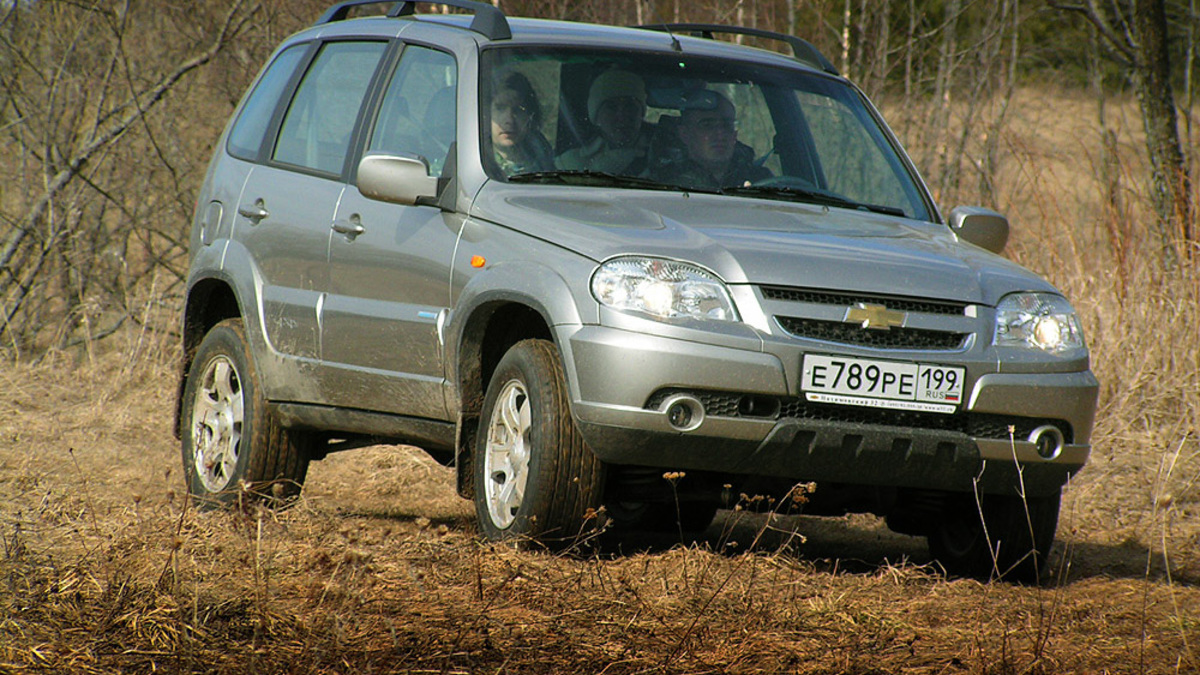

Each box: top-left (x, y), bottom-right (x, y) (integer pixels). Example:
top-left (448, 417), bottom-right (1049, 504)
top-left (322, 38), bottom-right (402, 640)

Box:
top-left (994, 293), bottom-right (1084, 352)
top-left (591, 257), bottom-right (739, 322)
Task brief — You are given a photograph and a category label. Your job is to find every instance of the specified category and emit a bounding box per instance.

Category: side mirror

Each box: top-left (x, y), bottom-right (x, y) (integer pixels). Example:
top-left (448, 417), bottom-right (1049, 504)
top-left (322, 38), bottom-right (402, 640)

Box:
top-left (948, 206), bottom-right (1009, 254)
top-left (357, 154), bottom-right (439, 205)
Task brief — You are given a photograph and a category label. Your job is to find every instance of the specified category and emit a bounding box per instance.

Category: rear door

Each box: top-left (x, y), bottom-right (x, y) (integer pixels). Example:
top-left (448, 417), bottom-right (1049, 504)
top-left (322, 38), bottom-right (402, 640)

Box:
top-left (322, 44), bottom-right (460, 419)
top-left (234, 40), bottom-right (388, 377)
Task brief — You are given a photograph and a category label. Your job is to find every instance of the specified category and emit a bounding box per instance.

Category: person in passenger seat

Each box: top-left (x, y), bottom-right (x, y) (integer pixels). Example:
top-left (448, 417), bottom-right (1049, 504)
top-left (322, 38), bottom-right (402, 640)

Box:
top-left (489, 70), bottom-right (555, 175)
top-left (556, 69), bottom-right (651, 175)
top-left (649, 89), bottom-right (771, 189)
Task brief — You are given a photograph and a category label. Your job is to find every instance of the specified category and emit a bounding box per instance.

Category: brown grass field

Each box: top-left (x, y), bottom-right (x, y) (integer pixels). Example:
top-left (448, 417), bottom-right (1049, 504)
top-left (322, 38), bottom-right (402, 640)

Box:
top-left (2, 84), bottom-right (1200, 673)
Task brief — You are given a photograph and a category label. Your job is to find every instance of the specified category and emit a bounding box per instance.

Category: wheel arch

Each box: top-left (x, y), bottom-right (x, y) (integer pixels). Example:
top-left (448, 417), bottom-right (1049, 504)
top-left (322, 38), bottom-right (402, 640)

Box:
top-left (174, 276), bottom-right (245, 439)
top-left (449, 264), bottom-right (593, 499)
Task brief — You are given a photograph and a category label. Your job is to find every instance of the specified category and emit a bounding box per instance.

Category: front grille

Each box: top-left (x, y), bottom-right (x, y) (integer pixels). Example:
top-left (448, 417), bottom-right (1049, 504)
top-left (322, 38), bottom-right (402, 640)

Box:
top-left (761, 286), bottom-right (973, 351)
top-left (776, 317), bottom-right (968, 350)
top-left (760, 287), bottom-right (969, 316)
top-left (644, 388), bottom-right (1073, 443)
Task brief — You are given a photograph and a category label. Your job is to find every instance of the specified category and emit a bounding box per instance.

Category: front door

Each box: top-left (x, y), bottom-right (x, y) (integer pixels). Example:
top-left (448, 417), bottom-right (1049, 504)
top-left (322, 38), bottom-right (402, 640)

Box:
top-left (322, 44), bottom-right (460, 420)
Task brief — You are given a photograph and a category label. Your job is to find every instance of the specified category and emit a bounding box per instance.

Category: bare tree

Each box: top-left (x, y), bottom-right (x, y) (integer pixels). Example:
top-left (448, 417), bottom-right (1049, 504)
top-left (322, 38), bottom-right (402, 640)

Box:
top-left (1052, 0), bottom-right (1195, 266)
top-left (0, 0), bottom-right (260, 356)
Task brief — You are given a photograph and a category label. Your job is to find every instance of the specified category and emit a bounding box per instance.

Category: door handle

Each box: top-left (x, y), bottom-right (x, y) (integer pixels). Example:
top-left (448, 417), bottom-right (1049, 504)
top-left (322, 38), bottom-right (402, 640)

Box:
top-left (331, 214), bottom-right (366, 239)
top-left (237, 199), bottom-right (269, 225)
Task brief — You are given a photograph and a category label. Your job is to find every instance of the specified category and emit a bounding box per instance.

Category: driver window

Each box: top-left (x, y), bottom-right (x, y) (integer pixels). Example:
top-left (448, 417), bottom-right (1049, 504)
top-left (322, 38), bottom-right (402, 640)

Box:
top-left (369, 46), bottom-right (458, 177)
top-left (726, 84), bottom-right (780, 176)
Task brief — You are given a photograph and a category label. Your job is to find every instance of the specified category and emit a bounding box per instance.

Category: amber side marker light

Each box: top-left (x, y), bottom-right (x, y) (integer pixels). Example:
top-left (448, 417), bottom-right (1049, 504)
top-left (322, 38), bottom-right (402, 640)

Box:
top-left (470, 255), bottom-right (487, 268)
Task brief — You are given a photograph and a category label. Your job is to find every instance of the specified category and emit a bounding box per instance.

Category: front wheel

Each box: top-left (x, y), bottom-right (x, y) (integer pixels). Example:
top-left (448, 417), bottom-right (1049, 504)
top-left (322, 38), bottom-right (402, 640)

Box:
top-left (473, 339), bottom-right (606, 548)
top-left (927, 490), bottom-right (1061, 583)
top-left (180, 318), bottom-right (310, 507)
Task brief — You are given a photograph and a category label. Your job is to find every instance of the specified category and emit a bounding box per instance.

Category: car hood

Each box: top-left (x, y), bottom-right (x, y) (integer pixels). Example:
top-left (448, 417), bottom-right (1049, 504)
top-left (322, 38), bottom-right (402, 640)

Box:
top-left (469, 185), bottom-right (1058, 306)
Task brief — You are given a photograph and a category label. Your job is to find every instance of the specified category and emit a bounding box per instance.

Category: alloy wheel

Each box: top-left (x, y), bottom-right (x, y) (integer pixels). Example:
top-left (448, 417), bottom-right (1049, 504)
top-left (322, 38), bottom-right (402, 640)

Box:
top-left (483, 379), bottom-right (532, 529)
top-left (191, 356), bottom-right (245, 493)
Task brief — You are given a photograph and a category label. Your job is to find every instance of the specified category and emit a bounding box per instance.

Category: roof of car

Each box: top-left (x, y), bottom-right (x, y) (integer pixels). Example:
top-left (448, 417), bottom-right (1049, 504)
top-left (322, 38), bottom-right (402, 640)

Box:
top-left (473, 16), bottom-right (830, 73)
top-left (304, 11), bottom-right (835, 77)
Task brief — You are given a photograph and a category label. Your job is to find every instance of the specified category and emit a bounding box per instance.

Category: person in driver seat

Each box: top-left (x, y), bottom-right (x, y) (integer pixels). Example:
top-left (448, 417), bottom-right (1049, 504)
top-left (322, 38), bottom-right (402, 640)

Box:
top-left (650, 89), bottom-right (771, 189)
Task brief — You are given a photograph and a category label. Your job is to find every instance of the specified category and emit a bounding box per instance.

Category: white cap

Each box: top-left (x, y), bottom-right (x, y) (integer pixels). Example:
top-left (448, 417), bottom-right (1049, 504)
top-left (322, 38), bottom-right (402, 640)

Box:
top-left (587, 70), bottom-right (647, 120)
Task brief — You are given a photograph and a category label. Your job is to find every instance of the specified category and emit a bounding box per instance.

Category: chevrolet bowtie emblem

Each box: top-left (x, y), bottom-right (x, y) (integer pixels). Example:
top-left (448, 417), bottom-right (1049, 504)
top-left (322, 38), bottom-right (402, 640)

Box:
top-left (845, 302), bottom-right (906, 330)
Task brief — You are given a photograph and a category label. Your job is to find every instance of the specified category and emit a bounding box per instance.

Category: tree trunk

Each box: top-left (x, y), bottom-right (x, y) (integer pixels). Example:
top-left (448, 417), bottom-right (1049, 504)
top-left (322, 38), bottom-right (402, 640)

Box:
top-left (1131, 0), bottom-right (1194, 263)
top-left (840, 0), bottom-right (851, 78)
top-left (1051, 0), bottom-right (1196, 265)
top-left (934, 0), bottom-right (962, 200)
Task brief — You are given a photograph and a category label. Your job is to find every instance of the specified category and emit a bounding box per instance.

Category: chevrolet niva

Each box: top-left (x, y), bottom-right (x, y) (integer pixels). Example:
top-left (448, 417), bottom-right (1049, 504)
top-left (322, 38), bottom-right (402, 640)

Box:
top-left (177, 0), bottom-right (1099, 581)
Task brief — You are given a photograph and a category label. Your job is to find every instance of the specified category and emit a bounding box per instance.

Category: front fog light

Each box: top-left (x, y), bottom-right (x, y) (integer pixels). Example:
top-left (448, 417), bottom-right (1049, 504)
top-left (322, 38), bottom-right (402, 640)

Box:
top-left (994, 293), bottom-right (1084, 352)
top-left (591, 257), bottom-right (739, 322)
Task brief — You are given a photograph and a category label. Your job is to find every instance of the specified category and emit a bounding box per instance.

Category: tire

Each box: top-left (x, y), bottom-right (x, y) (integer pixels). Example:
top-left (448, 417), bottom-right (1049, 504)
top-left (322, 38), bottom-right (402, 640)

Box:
top-left (181, 318), bottom-right (310, 507)
top-left (473, 339), bottom-right (606, 548)
top-left (927, 489), bottom-right (1061, 583)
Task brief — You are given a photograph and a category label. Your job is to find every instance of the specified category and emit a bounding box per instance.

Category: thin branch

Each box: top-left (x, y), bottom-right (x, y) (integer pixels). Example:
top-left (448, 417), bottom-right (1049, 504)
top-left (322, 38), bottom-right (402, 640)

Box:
top-left (1048, 0), bottom-right (1137, 64)
top-left (0, 0), bottom-right (255, 282)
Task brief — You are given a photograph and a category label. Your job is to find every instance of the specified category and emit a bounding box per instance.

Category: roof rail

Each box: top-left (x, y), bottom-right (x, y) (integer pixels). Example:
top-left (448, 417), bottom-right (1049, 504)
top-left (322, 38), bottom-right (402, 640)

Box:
top-left (634, 23), bottom-right (838, 75)
top-left (316, 0), bottom-right (399, 24)
top-left (316, 0), bottom-right (511, 41)
top-left (389, 1), bottom-right (511, 40)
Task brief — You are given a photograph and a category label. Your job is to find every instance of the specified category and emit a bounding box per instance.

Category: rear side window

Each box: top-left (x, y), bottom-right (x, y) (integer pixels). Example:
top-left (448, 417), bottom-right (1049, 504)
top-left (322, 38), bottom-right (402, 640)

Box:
top-left (272, 41), bottom-right (388, 175)
top-left (226, 45), bottom-right (306, 160)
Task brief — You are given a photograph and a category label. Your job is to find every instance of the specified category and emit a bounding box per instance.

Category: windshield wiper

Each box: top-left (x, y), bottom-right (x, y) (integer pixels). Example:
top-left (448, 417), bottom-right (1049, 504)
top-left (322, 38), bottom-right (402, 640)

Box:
top-left (722, 184), bottom-right (907, 217)
top-left (507, 169), bottom-right (678, 191)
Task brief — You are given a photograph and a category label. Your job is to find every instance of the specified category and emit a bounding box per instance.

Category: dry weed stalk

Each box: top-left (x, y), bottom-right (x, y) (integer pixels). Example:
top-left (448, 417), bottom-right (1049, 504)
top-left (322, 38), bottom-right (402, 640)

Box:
top-left (1143, 432), bottom-right (1197, 668)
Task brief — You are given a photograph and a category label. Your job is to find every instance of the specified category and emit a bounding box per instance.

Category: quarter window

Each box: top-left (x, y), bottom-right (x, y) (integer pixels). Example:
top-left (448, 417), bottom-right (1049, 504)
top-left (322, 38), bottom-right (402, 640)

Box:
top-left (273, 41), bottom-right (387, 175)
top-left (226, 45), bottom-right (306, 161)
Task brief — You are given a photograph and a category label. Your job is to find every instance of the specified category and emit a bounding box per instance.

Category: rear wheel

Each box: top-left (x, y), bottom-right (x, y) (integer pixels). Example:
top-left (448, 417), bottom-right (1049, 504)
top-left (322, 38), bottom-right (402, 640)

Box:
top-left (181, 318), bottom-right (310, 507)
top-left (927, 490), bottom-right (1061, 583)
top-left (473, 339), bottom-right (606, 548)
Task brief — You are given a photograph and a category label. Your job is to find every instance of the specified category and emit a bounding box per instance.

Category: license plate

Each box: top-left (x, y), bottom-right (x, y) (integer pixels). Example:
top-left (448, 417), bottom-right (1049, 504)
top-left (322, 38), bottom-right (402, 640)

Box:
top-left (801, 354), bottom-right (965, 414)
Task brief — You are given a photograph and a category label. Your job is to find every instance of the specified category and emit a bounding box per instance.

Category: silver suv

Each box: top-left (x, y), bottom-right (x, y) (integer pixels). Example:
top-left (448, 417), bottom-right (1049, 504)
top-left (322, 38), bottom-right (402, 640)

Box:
top-left (177, 0), bottom-right (1099, 580)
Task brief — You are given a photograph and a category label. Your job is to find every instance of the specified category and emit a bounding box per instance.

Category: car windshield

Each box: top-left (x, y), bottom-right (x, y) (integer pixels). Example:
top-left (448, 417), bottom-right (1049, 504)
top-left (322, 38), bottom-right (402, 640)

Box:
top-left (479, 46), bottom-right (932, 221)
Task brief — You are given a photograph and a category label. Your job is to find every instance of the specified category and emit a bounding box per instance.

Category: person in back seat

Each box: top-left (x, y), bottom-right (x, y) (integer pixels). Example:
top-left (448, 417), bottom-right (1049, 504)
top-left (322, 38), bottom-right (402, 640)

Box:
top-left (557, 69), bottom-right (651, 175)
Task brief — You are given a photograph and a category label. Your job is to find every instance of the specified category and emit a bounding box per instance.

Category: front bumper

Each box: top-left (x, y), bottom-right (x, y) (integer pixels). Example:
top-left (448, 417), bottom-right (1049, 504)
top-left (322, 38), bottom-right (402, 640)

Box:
top-left (561, 324), bottom-right (1098, 498)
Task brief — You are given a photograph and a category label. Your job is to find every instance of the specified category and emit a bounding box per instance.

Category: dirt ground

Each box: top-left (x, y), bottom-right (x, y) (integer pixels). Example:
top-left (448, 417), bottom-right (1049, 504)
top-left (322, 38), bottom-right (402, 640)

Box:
top-left (1, 348), bottom-right (1199, 674)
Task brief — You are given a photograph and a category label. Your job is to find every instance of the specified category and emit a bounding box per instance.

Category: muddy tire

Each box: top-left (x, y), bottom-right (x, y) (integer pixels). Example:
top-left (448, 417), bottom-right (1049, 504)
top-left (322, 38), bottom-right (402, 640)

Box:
top-left (181, 318), bottom-right (310, 507)
top-left (473, 339), bottom-right (606, 548)
top-left (927, 490), bottom-right (1061, 583)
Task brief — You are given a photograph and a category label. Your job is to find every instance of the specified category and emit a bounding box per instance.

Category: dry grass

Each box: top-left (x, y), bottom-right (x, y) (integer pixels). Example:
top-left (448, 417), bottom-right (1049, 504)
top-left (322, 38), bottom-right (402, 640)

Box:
top-left (3, 87), bottom-right (1200, 673)
top-left (1, 352), bottom-right (1198, 673)
top-left (993, 89), bottom-right (1200, 587)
